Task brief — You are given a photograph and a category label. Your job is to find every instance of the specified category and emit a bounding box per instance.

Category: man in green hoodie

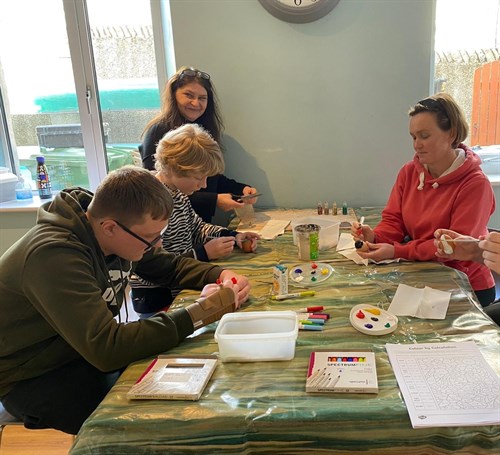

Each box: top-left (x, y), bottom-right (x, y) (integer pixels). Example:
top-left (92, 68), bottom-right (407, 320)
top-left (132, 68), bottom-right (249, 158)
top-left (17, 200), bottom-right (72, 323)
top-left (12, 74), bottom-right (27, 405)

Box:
top-left (0, 165), bottom-right (250, 435)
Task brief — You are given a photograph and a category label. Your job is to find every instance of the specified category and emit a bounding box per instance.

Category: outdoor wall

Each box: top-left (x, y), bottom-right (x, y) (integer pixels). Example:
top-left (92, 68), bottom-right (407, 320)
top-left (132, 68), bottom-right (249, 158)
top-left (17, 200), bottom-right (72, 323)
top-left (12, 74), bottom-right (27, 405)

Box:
top-left (169, 0), bottom-right (435, 209)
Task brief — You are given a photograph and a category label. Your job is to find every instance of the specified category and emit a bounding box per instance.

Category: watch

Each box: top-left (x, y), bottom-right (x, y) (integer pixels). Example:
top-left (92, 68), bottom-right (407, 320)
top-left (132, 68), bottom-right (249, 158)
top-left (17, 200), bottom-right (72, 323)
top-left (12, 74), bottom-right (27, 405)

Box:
top-left (258, 0), bottom-right (340, 24)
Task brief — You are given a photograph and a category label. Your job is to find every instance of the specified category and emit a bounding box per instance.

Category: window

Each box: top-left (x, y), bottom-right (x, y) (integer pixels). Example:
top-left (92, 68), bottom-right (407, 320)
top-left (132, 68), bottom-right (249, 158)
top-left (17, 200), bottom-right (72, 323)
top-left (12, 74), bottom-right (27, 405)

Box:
top-left (0, 0), bottom-right (166, 194)
top-left (434, 0), bottom-right (500, 180)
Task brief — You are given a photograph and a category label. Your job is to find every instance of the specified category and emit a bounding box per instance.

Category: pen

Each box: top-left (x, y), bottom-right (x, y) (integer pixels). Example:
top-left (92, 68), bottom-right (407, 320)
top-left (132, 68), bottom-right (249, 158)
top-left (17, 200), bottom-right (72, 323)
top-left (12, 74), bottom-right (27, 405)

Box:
top-left (296, 313), bottom-right (329, 320)
top-left (327, 375), bottom-right (341, 388)
top-left (298, 319), bottom-right (325, 325)
top-left (359, 216), bottom-right (365, 225)
top-left (271, 291), bottom-right (316, 300)
top-left (298, 323), bottom-right (323, 331)
top-left (296, 306), bottom-right (324, 313)
top-left (445, 238), bottom-right (480, 244)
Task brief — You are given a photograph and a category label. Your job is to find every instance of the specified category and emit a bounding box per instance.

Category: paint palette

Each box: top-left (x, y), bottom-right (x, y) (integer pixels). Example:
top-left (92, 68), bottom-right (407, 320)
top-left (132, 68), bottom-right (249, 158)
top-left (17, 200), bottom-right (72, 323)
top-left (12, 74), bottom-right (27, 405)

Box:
top-left (289, 262), bottom-right (334, 287)
top-left (349, 304), bottom-right (398, 336)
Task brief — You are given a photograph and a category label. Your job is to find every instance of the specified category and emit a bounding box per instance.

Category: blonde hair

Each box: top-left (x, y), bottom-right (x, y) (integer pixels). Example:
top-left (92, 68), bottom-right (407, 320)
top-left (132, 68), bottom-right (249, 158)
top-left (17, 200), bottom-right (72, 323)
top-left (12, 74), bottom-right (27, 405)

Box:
top-left (88, 166), bottom-right (173, 223)
top-left (409, 92), bottom-right (469, 148)
top-left (154, 124), bottom-right (225, 178)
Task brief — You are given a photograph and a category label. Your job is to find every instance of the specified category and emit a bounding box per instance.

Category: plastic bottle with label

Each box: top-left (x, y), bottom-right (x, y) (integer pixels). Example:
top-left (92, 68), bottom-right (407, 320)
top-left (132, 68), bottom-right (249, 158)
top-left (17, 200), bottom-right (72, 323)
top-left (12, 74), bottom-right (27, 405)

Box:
top-left (36, 156), bottom-right (52, 199)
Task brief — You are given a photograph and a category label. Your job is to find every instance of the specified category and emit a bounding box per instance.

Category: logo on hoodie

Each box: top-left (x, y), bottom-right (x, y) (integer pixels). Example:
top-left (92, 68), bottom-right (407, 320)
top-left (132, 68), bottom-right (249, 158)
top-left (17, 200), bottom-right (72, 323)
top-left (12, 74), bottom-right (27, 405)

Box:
top-left (102, 268), bottom-right (131, 306)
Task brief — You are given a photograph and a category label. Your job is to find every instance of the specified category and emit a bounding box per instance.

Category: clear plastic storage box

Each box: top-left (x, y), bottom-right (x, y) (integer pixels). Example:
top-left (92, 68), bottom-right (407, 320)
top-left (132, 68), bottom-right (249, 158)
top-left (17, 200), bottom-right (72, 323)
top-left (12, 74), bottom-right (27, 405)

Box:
top-left (214, 311), bottom-right (298, 362)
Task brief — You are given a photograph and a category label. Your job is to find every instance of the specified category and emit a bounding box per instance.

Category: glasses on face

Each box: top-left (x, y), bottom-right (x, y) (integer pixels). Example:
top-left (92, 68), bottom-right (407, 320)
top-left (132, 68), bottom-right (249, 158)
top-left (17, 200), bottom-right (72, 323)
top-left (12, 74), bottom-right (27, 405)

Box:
top-left (113, 220), bottom-right (164, 252)
top-left (179, 69), bottom-right (210, 80)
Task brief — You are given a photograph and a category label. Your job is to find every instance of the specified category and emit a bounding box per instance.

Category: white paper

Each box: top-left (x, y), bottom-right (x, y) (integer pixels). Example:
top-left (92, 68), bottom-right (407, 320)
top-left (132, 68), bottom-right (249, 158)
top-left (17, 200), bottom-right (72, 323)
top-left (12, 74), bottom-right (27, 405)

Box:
top-left (254, 219), bottom-right (290, 240)
top-left (386, 342), bottom-right (500, 428)
top-left (335, 233), bottom-right (400, 266)
top-left (388, 284), bottom-right (450, 319)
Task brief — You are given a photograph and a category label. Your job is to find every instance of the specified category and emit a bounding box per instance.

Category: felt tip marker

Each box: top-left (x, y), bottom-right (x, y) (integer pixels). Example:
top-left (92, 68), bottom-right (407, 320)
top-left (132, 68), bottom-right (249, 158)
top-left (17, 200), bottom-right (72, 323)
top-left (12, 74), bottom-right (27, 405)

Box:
top-left (298, 319), bottom-right (325, 325)
top-left (271, 291), bottom-right (315, 301)
top-left (298, 323), bottom-right (323, 331)
top-left (296, 306), bottom-right (324, 313)
top-left (296, 312), bottom-right (329, 320)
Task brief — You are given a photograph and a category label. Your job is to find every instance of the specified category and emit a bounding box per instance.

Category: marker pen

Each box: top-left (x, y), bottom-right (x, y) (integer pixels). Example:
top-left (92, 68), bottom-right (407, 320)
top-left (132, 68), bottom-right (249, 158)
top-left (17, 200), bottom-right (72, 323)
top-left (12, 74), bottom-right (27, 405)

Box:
top-left (271, 291), bottom-right (315, 301)
top-left (298, 323), bottom-right (323, 331)
top-left (298, 318), bottom-right (325, 325)
top-left (327, 375), bottom-right (341, 388)
top-left (296, 306), bottom-right (324, 313)
top-left (296, 313), bottom-right (329, 320)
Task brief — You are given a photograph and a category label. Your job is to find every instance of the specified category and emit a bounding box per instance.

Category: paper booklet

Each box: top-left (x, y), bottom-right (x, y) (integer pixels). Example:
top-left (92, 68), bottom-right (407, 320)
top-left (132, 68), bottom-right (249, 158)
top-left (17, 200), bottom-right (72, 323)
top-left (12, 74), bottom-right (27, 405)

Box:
top-left (306, 350), bottom-right (378, 394)
top-left (127, 355), bottom-right (218, 401)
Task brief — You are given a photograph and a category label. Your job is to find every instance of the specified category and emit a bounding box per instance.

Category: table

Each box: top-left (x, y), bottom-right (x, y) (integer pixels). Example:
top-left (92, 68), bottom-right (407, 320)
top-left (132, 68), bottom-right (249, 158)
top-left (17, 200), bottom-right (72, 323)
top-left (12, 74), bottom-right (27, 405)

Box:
top-left (70, 208), bottom-right (500, 454)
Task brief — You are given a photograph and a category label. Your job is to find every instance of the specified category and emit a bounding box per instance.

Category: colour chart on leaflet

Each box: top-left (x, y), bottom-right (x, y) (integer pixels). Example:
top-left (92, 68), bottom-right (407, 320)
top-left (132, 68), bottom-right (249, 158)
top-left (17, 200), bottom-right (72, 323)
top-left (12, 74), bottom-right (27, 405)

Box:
top-left (385, 341), bottom-right (500, 428)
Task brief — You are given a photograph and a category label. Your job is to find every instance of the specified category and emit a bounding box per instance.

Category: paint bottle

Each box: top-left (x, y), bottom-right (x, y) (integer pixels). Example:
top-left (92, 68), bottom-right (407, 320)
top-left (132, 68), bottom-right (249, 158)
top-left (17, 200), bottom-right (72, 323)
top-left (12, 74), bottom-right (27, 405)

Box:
top-left (323, 201), bottom-right (329, 215)
top-left (342, 201), bottom-right (348, 215)
top-left (317, 201), bottom-right (323, 215)
top-left (36, 156), bottom-right (52, 199)
top-left (333, 201), bottom-right (338, 215)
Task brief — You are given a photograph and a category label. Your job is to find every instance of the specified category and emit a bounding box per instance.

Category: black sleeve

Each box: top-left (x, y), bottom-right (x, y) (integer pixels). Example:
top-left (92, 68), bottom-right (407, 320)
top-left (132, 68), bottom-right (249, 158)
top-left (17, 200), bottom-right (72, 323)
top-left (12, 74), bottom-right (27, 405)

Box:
top-left (189, 191), bottom-right (218, 223)
top-left (214, 174), bottom-right (248, 195)
top-left (140, 123), bottom-right (168, 170)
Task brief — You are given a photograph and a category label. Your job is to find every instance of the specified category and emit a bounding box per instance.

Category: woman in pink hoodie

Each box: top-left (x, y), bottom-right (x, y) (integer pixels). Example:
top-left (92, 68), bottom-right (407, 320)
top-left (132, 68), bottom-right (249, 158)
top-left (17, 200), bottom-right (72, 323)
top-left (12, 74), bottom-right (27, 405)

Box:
top-left (352, 93), bottom-right (495, 307)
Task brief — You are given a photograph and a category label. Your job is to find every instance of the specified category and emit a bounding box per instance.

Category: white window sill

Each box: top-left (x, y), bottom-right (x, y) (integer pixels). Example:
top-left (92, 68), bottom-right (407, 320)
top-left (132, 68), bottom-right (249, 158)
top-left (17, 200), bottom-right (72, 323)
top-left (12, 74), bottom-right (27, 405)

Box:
top-left (0, 195), bottom-right (47, 212)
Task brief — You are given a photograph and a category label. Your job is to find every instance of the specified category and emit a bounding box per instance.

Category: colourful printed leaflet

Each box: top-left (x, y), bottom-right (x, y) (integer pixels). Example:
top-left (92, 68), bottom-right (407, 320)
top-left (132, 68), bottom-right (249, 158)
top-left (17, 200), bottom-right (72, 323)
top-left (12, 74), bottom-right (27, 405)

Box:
top-left (305, 350), bottom-right (378, 394)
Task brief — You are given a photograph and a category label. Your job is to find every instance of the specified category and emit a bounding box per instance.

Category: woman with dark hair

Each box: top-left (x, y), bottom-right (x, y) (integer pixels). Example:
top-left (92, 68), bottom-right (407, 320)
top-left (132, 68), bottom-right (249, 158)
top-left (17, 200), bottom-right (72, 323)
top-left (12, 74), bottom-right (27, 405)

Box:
top-left (140, 66), bottom-right (259, 223)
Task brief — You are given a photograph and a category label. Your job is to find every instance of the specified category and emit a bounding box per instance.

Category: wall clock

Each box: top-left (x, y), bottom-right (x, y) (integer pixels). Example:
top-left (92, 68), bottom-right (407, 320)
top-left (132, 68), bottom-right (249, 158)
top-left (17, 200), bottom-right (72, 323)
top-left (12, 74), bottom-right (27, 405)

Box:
top-left (258, 0), bottom-right (341, 24)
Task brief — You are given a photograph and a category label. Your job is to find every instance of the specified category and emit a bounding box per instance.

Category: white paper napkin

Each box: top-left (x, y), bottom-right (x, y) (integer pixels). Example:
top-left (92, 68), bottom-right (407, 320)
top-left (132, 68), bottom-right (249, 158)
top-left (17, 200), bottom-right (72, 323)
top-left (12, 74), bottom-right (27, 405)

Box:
top-left (253, 219), bottom-right (290, 240)
top-left (388, 283), bottom-right (451, 319)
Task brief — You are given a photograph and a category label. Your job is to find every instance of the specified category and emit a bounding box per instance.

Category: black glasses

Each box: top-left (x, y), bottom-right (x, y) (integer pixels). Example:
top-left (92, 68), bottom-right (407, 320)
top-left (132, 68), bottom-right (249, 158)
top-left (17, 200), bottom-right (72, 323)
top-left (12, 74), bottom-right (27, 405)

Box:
top-left (179, 69), bottom-right (210, 80)
top-left (113, 220), bottom-right (164, 252)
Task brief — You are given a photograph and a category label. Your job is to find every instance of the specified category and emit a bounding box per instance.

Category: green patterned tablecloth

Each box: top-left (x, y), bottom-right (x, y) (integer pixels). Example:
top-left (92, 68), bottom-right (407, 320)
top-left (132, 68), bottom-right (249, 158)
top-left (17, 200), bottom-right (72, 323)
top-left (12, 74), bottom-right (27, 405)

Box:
top-left (70, 208), bottom-right (500, 454)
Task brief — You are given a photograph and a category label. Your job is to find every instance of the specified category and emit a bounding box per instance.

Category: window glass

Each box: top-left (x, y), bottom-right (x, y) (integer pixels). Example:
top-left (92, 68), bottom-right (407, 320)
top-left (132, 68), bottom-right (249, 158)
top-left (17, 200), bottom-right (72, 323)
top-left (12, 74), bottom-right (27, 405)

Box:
top-left (0, 0), bottom-right (160, 193)
top-left (86, 0), bottom-right (160, 168)
top-left (0, 0), bottom-right (84, 191)
top-left (434, 0), bottom-right (500, 178)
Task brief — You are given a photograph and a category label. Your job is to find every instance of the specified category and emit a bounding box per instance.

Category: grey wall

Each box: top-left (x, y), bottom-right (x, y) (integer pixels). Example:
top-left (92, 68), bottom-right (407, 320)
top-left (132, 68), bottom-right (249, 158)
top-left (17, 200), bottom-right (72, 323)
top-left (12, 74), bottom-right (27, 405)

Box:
top-left (170, 0), bottom-right (435, 209)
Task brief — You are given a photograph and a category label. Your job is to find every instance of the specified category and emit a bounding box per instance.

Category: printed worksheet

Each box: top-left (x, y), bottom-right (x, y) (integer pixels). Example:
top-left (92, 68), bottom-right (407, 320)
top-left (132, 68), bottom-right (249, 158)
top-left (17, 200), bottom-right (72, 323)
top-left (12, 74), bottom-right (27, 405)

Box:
top-left (386, 342), bottom-right (500, 428)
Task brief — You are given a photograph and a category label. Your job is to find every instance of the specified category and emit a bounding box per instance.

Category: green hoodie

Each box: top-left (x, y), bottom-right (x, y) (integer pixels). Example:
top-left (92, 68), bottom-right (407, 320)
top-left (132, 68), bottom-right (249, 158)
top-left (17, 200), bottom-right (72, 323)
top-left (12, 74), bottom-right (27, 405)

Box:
top-left (0, 187), bottom-right (223, 397)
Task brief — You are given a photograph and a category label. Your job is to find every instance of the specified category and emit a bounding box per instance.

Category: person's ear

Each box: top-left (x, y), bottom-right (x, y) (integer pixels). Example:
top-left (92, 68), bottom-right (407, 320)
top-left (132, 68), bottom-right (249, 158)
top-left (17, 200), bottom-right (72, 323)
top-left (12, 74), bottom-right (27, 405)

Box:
top-left (100, 219), bottom-right (117, 238)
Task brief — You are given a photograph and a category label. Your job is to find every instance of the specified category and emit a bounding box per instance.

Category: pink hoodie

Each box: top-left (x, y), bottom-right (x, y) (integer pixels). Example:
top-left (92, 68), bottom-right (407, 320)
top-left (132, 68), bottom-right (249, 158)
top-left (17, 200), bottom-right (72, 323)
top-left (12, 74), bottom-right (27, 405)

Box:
top-left (374, 144), bottom-right (495, 292)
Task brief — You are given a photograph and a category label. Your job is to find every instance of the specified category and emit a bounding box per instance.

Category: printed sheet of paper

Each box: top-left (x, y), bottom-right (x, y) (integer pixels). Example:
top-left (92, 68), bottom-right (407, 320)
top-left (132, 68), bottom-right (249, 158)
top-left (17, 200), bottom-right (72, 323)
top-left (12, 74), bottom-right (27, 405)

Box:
top-left (388, 284), bottom-right (450, 319)
top-left (386, 342), bottom-right (500, 428)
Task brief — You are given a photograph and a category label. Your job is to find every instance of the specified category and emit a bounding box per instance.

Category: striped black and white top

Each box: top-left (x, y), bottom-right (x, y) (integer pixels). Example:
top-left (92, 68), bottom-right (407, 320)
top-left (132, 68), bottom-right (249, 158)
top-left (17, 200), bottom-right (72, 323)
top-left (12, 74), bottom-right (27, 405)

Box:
top-left (129, 186), bottom-right (237, 291)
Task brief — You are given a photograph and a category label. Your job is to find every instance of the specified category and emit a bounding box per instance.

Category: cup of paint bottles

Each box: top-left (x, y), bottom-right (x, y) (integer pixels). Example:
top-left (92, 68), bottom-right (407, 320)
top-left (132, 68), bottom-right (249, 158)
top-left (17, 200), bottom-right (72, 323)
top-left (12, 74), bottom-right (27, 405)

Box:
top-left (294, 224), bottom-right (321, 261)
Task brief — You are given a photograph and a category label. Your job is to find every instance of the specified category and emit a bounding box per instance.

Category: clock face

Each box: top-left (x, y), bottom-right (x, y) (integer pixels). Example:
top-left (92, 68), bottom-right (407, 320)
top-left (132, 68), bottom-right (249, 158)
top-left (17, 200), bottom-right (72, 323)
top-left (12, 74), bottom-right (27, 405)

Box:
top-left (258, 0), bottom-right (340, 24)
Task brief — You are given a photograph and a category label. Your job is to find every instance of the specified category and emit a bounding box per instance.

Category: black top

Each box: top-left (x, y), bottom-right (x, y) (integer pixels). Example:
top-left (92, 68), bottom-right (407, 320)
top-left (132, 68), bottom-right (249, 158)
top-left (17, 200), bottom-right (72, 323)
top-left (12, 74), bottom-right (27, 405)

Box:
top-left (140, 121), bottom-right (249, 222)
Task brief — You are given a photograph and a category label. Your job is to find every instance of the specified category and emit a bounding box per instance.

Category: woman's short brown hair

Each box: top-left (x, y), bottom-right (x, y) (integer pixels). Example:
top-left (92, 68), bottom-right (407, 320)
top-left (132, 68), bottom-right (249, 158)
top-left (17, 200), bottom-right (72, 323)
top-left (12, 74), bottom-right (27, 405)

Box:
top-left (409, 92), bottom-right (469, 148)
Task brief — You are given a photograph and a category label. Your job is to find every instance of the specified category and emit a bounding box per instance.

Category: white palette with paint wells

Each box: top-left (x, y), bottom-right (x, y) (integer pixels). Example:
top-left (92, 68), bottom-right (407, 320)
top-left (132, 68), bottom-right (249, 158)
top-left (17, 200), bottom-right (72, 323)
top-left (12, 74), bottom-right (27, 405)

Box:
top-left (349, 304), bottom-right (398, 336)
